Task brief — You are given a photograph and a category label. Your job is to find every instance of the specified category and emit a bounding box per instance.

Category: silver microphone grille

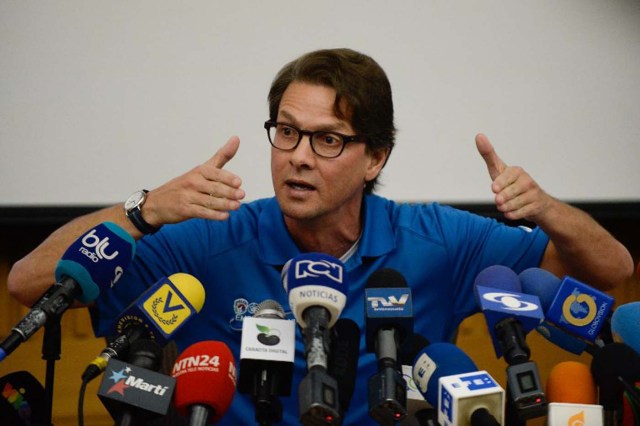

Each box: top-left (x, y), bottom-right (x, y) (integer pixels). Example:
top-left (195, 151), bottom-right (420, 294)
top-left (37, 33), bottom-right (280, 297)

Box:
top-left (254, 299), bottom-right (286, 319)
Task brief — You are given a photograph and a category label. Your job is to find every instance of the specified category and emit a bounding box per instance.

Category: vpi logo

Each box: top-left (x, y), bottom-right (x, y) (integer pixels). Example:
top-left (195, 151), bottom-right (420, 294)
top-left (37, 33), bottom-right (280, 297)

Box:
top-left (368, 294), bottom-right (410, 309)
top-left (440, 387), bottom-right (453, 422)
top-left (460, 373), bottom-right (498, 391)
top-left (561, 290), bottom-right (597, 327)
top-left (295, 259), bottom-right (343, 284)
top-left (483, 292), bottom-right (539, 312)
top-left (80, 229), bottom-right (120, 262)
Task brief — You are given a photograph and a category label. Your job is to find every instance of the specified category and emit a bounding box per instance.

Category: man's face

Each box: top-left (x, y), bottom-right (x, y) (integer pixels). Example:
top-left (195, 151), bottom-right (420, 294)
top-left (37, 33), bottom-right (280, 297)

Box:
top-left (271, 81), bottom-right (385, 224)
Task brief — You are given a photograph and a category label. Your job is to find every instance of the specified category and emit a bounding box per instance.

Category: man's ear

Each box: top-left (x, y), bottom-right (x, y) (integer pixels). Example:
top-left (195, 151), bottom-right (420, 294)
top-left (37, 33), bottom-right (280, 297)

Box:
top-left (365, 147), bottom-right (390, 182)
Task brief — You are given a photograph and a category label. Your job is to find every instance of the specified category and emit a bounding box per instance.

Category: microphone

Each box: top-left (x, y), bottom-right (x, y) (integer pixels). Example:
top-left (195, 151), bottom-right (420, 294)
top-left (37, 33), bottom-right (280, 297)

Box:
top-left (473, 265), bottom-right (543, 364)
top-left (97, 338), bottom-right (176, 425)
top-left (546, 361), bottom-right (603, 425)
top-left (611, 301), bottom-right (640, 354)
top-left (281, 252), bottom-right (348, 425)
top-left (519, 267), bottom-right (614, 353)
top-left (399, 334), bottom-right (437, 426)
top-left (411, 342), bottom-right (504, 426)
top-left (238, 299), bottom-right (295, 425)
top-left (171, 340), bottom-right (237, 426)
top-left (474, 265), bottom-right (546, 420)
top-left (0, 222), bottom-right (136, 360)
top-left (0, 371), bottom-right (47, 426)
top-left (591, 342), bottom-right (640, 425)
top-left (365, 268), bottom-right (414, 425)
top-left (328, 318), bottom-right (361, 423)
top-left (82, 272), bottom-right (205, 383)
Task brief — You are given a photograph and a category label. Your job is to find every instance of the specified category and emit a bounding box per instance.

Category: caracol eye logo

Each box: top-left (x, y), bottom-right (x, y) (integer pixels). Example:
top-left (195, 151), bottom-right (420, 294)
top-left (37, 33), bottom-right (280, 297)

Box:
top-left (106, 366), bottom-right (170, 397)
top-left (482, 292), bottom-right (539, 312)
top-left (562, 291), bottom-right (597, 327)
top-left (295, 259), bottom-right (343, 283)
top-left (255, 323), bottom-right (281, 346)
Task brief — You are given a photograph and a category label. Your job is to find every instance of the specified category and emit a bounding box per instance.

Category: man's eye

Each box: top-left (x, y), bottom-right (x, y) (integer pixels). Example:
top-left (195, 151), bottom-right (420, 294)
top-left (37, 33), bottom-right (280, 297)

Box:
top-left (280, 126), bottom-right (296, 137)
top-left (318, 133), bottom-right (340, 145)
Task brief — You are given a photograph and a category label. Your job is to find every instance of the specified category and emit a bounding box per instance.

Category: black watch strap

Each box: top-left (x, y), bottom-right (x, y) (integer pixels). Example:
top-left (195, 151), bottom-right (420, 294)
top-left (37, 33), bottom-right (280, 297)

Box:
top-left (125, 190), bottom-right (161, 235)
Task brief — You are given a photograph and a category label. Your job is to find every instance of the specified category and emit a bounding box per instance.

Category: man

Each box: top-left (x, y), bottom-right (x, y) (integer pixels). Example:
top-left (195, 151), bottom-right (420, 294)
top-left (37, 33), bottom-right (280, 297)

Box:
top-left (7, 48), bottom-right (633, 424)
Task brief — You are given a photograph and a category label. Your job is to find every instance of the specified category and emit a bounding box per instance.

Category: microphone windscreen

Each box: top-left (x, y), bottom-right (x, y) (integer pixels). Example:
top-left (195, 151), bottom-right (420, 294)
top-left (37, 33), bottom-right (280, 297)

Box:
top-left (365, 268), bottom-right (408, 289)
top-left (612, 302), bottom-right (640, 354)
top-left (0, 371), bottom-right (47, 425)
top-left (546, 361), bottom-right (597, 404)
top-left (474, 265), bottom-right (521, 292)
top-left (172, 341), bottom-right (237, 423)
top-left (167, 272), bottom-right (206, 313)
top-left (519, 267), bottom-right (561, 311)
top-left (591, 343), bottom-right (640, 408)
top-left (412, 342), bottom-right (477, 406)
top-left (400, 333), bottom-right (430, 366)
top-left (329, 318), bottom-right (361, 413)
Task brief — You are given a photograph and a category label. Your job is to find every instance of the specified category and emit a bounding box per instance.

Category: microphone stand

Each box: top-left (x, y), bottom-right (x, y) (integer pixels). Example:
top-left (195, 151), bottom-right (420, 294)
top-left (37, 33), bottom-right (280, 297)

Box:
top-left (41, 314), bottom-right (62, 426)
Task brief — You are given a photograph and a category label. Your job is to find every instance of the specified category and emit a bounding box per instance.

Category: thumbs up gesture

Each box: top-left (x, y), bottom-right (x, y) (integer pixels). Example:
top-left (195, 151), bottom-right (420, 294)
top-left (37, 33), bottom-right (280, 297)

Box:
top-left (476, 133), bottom-right (552, 222)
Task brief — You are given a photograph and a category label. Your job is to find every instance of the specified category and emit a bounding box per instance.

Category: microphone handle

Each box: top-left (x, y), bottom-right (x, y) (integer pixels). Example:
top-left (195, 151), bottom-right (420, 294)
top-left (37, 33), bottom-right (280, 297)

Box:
top-left (189, 404), bottom-right (213, 426)
top-left (470, 407), bottom-right (500, 426)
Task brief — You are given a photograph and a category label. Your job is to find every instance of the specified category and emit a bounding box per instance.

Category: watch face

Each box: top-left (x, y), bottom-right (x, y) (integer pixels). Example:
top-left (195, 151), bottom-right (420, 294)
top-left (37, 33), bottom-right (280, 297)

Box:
top-left (125, 191), bottom-right (145, 210)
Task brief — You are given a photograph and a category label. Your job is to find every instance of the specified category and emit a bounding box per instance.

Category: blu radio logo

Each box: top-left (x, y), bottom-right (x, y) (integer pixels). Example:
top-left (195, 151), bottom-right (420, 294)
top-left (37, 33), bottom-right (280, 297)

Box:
top-left (80, 229), bottom-right (120, 262)
top-left (482, 292), bottom-right (539, 312)
top-left (143, 283), bottom-right (189, 334)
top-left (295, 259), bottom-right (343, 284)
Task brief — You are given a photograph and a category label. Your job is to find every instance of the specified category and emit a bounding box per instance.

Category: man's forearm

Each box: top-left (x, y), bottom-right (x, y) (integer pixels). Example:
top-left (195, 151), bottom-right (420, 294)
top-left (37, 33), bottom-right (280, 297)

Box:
top-left (6, 204), bottom-right (142, 307)
top-left (537, 199), bottom-right (633, 290)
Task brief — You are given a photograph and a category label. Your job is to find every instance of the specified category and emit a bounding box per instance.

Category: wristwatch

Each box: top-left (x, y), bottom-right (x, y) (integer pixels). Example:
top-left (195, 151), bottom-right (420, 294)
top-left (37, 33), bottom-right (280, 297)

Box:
top-left (124, 190), bottom-right (160, 234)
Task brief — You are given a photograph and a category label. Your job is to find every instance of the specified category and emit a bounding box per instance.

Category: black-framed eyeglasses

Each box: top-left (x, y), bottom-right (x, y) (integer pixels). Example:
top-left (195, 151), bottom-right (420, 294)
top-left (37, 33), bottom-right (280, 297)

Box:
top-left (264, 120), bottom-right (366, 159)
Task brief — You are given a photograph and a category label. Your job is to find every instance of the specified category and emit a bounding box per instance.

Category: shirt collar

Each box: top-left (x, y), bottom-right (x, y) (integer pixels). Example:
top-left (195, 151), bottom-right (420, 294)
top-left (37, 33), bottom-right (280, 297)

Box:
top-left (258, 195), bottom-right (396, 267)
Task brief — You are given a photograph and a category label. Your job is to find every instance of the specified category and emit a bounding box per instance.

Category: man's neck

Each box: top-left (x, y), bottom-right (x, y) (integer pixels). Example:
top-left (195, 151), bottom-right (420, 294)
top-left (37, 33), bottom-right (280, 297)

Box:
top-left (285, 213), bottom-right (362, 259)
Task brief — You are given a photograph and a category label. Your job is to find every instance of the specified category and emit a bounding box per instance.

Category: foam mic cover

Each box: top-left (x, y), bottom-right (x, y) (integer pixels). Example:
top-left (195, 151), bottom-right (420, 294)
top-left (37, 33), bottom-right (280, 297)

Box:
top-left (328, 318), bottom-right (361, 415)
top-left (519, 267), bottom-right (561, 311)
top-left (171, 340), bottom-right (237, 424)
top-left (365, 268), bottom-right (414, 353)
top-left (83, 272), bottom-right (206, 382)
top-left (411, 342), bottom-right (477, 407)
top-left (55, 221), bottom-right (137, 303)
top-left (611, 302), bottom-right (640, 354)
top-left (0, 371), bottom-right (47, 426)
top-left (591, 343), bottom-right (640, 410)
top-left (281, 252), bottom-right (348, 328)
top-left (547, 361), bottom-right (597, 404)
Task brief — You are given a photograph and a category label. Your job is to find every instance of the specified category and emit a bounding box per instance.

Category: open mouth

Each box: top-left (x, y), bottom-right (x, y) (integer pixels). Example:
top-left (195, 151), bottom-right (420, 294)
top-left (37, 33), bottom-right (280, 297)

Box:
top-left (286, 180), bottom-right (316, 191)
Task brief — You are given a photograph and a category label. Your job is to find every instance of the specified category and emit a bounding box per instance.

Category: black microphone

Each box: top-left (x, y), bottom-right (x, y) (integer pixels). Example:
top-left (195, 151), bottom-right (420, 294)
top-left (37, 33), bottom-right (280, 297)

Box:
top-left (238, 299), bottom-right (295, 425)
top-left (0, 371), bottom-right (47, 426)
top-left (81, 272), bottom-right (205, 383)
top-left (590, 342), bottom-right (640, 426)
top-left (282, 253), bottom-right (349, 425)
top-left (365, 268), bottom-right (414, 425)
top-left (97, 338), bottom-right (175, 426)
top-left (0, 222), bottom-right (136, 361)
top-left (328, 318), bottom-right (361, 423)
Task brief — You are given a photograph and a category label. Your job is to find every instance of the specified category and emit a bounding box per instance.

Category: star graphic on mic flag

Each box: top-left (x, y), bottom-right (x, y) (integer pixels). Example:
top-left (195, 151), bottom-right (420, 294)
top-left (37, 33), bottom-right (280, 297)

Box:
top-left (108, 379), bottom-right (130, 396)
top-left (109, 368), bottom-right (128, 383)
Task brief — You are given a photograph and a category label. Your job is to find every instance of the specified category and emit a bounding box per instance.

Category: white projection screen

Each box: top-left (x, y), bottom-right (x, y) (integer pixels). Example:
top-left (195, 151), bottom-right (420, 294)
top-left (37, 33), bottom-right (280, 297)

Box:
top-left (2, 1), bottom-right (639, 207)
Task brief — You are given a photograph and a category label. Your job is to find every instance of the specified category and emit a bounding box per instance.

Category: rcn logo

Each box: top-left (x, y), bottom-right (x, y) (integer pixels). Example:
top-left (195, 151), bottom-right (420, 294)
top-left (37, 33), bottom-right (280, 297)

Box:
top-left (482, 292), bottom-right (539, 312)
top-left (80, 229), bottom-right (120, 262)
top-left (295, 259), bottom-right (343, 284)
top-left (368, 294), bottom-right (410, 309)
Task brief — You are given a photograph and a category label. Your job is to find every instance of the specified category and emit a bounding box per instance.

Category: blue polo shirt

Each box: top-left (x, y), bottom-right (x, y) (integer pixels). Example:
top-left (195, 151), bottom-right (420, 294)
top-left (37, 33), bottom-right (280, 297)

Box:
top-left (92, 194), bottom-right (548, 425)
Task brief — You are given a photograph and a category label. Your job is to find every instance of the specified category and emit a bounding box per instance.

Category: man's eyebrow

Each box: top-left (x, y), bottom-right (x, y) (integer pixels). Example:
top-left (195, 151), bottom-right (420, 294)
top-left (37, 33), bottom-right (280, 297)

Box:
top-left (278, 110), bottom-right (349, 132)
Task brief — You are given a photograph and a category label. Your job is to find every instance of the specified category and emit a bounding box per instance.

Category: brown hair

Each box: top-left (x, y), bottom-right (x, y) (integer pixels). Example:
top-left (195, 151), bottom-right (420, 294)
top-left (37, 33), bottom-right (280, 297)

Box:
top-left (268, 48), bottom-right (395, 194)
